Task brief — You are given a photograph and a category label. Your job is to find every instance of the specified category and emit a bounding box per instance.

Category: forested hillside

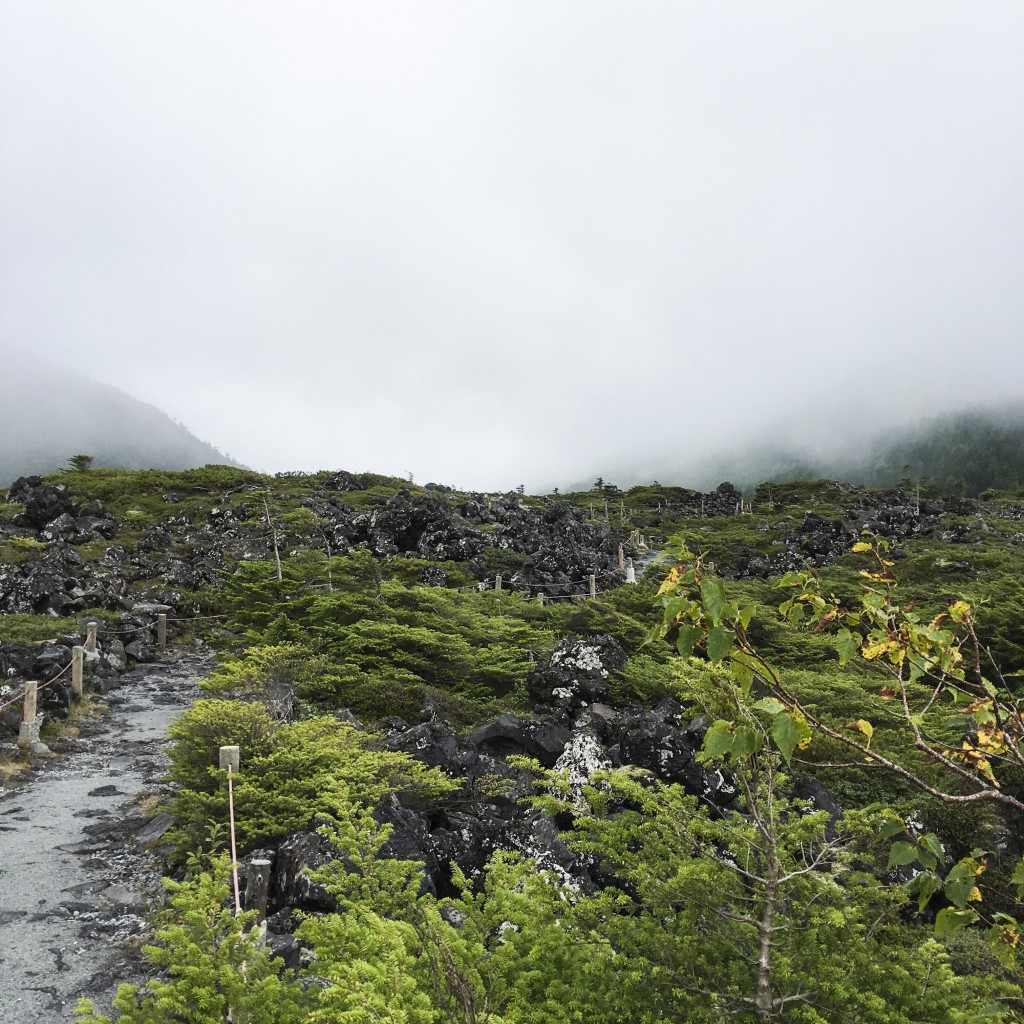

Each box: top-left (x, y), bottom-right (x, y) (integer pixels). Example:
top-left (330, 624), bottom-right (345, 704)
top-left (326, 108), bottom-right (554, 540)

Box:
top-left (2, 465), bottom-right (1024, 1022)
top-left (589, 404), bottom-right (1024, 497)
top-left (0, 355), bottom-right (240, 485)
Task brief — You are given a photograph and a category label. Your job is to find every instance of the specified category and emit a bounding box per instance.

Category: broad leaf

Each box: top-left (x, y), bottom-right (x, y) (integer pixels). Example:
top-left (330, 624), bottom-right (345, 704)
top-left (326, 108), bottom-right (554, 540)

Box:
top-left (934, 907), bottom-right (978, 936)
top-left (906, 872), bottom-right (942, 912)
top-left (751, 697), bottom-right (785, 716)
top-left (887, 841), bottom-right (919, 869)
top-left (700, 577), bottom-right (727, 624)
top-left (703, 720), bottom-right (735, 760)
top-left (676, 625), bottom-right (703, 658)
top-left (706, 626), bottom-right (736, 665)
top-left (845, 719), bottom-right (874, 747)
top-left (772, 712), bottom-right (811, 765)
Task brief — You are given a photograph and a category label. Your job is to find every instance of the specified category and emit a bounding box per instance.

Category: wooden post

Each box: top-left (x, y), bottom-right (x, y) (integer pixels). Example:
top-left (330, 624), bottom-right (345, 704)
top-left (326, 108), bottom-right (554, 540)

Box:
top-left (617, 545), bottom-right (625, 569)
top-left (157, 613), bottom-right (167, 650)
top-left (535, 591), bottom-right (544, 606)
top-left (220, 746), bottom-right (243, 918)
top-left (18, 681), bottom-right (39, 747)
top-left (245, 858), bottom-right (272, 932)
top-left (625, 558), bottom-right (636, 584)
top-left (85, 622), bottom-right (97, 653)
top-left (219, 745), bottom-right (241, 773)
top-left (620, 500), bottom-right (625, 522)
top-left (494, 575), bottom-right (502, 591)
top-left (71, 646), bottom-right (84, 696)
top-left (589, 574), bottom-right (597, 599)
top-left (22, 680), bottom-right (37, 723)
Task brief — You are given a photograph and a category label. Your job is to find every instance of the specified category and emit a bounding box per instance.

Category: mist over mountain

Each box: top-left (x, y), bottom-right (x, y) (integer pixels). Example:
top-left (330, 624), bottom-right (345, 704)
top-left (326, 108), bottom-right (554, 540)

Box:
top-left (0, 353), bottom-right (241, 485)
top-left (568, 402), bottom-right (1024, 497)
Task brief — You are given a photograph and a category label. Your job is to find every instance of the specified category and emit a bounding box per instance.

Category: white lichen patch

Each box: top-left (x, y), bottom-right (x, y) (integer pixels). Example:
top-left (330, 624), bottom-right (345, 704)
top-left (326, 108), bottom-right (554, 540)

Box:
top-left (554, 728), bottom-right (611, 800)
top-left (551, 644), bottom-right (607, 677)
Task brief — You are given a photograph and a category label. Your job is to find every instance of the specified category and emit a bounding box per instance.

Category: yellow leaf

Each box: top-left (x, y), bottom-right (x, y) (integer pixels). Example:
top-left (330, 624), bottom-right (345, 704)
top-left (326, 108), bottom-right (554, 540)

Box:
top-left (862, 639), bottom-right (899, 661)
top-left (658, 567), bottom-right (684, 596)
top-left (845, 719), bottom-right (875, 747)
top-left (949, 600), bottom-right (972, 623)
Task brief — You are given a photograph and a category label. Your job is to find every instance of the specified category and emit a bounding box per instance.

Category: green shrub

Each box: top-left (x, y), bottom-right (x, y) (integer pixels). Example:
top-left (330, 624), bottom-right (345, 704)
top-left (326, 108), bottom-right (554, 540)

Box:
top-left (166, 703), bottom-right (458, 852)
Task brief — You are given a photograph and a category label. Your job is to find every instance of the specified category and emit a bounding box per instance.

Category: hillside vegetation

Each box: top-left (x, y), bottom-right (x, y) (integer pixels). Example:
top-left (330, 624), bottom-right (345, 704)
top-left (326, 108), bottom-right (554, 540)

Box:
top-left (3, 464), bottom-right (1024, 1021)
top-left (0, 354), bottom-right (240, 485)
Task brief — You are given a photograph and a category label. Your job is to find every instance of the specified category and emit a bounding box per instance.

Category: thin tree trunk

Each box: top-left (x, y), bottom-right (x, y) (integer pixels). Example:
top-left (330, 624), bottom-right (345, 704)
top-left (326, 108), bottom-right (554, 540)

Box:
top-left (263, 499), bottom-right (283, 582)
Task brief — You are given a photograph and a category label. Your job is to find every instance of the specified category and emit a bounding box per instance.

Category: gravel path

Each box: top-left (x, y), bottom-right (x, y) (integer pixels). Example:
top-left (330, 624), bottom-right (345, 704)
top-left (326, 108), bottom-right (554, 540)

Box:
top-left (0, 651), bottom-right (209, 1023)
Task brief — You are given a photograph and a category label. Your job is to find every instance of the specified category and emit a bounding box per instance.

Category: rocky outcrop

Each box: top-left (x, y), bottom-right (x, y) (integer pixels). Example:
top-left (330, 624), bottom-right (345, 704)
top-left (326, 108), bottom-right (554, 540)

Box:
top-left (526, 635), bottom-right (627, 720)
top-left (263, 637), bottom-right (738, 913)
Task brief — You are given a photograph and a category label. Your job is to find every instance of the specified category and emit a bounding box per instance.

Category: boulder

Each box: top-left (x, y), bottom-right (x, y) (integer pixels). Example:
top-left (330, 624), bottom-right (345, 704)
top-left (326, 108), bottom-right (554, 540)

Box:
top-left (526, 635), bottom-right (627, 719)
top-left (273, 831), bottom-right (336, 912)
top-left (381, 720), bottom-right (478, 777)
top-left (470, 714), bottom-right (570, 767)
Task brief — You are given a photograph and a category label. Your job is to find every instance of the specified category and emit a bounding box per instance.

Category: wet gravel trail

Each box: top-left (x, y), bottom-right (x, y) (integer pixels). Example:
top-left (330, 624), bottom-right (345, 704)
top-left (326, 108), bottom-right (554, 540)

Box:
top-left (0, 651), bottom-right (209, 1023)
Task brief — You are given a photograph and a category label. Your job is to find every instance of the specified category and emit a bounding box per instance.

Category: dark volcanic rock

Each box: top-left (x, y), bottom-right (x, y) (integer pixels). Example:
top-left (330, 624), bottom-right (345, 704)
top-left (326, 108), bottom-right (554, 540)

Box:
top-left (274, 831), bottom-right (336, 911)
top-left (526, 635), bottom-right (627, 719)
top-left (19, 483), bottom-right (78, 529)
top-left (381, 720), bottom-right (479, 777)
top-left (469, 714), bottom-right (570, 767)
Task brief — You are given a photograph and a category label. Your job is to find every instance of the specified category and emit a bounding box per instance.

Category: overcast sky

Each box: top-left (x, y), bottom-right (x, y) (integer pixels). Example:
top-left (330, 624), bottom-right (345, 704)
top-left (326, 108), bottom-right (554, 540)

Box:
top-left (2, 2), bottom-right (1022, 490)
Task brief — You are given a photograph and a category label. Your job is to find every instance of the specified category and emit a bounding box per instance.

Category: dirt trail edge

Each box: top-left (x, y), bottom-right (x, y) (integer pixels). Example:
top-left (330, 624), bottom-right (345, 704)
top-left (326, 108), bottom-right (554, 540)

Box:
top-left (0, 650), bottom-right (210, 1023)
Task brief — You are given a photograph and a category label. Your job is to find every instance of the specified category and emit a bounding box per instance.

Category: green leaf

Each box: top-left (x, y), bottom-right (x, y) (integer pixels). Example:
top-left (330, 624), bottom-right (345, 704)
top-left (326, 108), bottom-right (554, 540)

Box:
top-left (981, 1003), bottom-right (1010, 1017)
top-left (1011, 858), bottom-right (1024, 897)
top-left (836, 628), bottom-right (860, 664)
top-left (662, 595), bottom-right (690, 625)
top-left (706, 626), bottom-right (736, 664)
top-left (772, 712), bottom-right (811, 765)
top-left (703, 720), bottom-right (735, 760)
top-left (945, 876), bottom-right (982, 909)
top-left (676, 625), bottom-right (703, 658)
top-left (906, 872), bottom-right (942, 913)
top-left (700, 577), bottom-right (726, 624)
top-left (887, 841), bottom-right (919, 869)
top-left (920, 833), bottom-right (945, 864)
top-left (731, 726), bottom-right (762, 759)
top-left (729, 659), bottom-right (755, 696)
top-left (934, 906), bottom-right (978, 936)
top-left (878, 819), bottom-right (905, 842)
top-left (751, 697), bottom-right (786, 716)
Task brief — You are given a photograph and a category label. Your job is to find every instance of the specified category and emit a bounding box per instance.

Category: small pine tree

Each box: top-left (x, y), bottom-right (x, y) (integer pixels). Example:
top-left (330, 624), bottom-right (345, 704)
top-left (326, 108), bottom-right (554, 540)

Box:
top-left (67, 453), bottom-right (94, 472)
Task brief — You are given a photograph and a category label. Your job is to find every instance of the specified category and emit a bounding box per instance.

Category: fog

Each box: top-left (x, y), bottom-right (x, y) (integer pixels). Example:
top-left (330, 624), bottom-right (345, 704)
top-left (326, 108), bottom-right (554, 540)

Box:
top-left (2, 2), bottom-right (1022, 491)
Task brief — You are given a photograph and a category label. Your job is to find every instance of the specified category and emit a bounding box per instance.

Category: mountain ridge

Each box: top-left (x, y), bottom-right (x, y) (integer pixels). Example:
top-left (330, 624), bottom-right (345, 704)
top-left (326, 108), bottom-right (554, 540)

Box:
top-left (0, 351), bottom-right (242, 485)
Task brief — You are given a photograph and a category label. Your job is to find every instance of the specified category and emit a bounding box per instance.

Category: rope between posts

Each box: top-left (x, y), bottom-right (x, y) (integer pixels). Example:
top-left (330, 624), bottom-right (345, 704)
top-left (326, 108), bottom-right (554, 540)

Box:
top-left (166, 613), bottom-right (230, 623)
top-left (0, 658), bottom-right (75, 713)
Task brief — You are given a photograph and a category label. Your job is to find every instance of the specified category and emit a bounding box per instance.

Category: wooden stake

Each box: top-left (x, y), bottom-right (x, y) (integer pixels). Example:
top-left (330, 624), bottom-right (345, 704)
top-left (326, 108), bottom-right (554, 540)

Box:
top-left (157, 613), bottom-right (167, 650)
top-left (495, 575), bottom-right (502, 591)
top-left (535, 592), bottom-right (544, 606)
top-left (85, 622), bottom-right (97, 653)
top-left (22, 680), bottom-right (37, 724)
top-left (220, 746), bottom-right (243, 916)
top-left (72, 646), bottom-right (83, 696)
top-left (589, 574), bottom-right (597, 599)
top-left (617, 545), bottom-right (625, 569)
top-left (245, 858), bottom-right (272, 929)
top-left (18, 681), bottom-right (39, 747)
top-left (625, 558), bottom-right (636, 584)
